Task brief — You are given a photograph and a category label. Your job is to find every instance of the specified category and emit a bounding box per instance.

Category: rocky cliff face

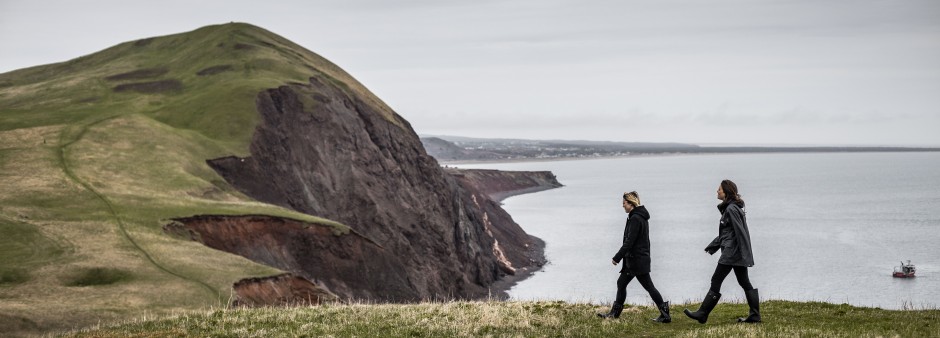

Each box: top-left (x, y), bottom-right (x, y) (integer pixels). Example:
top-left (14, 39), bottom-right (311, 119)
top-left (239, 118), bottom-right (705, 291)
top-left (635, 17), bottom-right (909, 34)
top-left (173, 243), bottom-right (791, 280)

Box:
top-left (203, 75), bottom-right (554, 301)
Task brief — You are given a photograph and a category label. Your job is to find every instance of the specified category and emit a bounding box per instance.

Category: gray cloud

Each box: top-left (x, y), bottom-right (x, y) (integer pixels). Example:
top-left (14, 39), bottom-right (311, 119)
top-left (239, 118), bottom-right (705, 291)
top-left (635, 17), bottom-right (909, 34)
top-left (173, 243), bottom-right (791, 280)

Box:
top-left (1, 0), bottom-right (938, 146)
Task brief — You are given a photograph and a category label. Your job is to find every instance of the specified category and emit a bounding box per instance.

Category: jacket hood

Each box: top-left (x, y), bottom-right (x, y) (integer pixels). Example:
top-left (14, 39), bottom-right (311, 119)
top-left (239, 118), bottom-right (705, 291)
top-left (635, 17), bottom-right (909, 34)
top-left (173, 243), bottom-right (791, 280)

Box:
top-left (630, 205), bottom-right (650, 220)
top-left (718, 199), bottom-right (745, 214)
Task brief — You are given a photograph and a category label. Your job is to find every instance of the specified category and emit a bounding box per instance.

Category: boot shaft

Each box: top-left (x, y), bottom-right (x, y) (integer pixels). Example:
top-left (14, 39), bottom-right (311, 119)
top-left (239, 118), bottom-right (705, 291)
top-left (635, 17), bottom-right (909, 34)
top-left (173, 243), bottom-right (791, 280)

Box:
top-left (612, 303), bottom-right (624, 318)
top-left (744, 288), bottom-right (760, 310)
top-left (701, 290), bottom-right (721, 312)
top-left (598, 303), bottom-right (624, 319)
top-left (653, 301), bottom-right (671, 323)
top-left (739, 288), bottom-right (761, 323)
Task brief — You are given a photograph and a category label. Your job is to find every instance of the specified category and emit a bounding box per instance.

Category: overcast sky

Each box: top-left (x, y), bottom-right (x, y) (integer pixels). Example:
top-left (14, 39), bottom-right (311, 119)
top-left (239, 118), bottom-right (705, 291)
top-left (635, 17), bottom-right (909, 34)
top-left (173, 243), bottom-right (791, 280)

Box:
top-left (2, 0), bottom-right (939, 146)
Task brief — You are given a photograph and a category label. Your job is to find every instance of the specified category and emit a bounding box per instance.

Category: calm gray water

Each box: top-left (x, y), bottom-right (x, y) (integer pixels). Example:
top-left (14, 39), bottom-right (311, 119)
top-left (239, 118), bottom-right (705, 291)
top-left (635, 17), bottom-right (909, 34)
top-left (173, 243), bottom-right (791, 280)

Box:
top-left (457, 152), bottom-right (940, 309)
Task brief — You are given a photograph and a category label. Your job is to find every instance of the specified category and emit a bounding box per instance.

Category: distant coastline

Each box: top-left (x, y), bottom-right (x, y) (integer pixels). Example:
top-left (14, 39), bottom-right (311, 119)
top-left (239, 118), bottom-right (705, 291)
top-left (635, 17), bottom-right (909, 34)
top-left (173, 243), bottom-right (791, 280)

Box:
top-left (439, 148), bottom-right (940, 166)
top-left (427, 134), bottom-right (940, 166)
top-left (438, 152), bottom-right (675, 166)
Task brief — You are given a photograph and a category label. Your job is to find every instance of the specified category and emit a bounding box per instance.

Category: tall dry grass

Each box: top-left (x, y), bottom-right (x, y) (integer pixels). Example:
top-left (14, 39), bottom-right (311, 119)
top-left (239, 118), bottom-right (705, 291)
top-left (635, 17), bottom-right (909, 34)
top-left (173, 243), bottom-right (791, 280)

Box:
top-left (64, 300), bottom-right (940, 338)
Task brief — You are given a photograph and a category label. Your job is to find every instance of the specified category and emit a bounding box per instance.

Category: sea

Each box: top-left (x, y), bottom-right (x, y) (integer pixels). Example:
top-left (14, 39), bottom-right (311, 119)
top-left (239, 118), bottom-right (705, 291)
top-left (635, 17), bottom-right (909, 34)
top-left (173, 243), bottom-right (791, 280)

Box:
top-left (455, 152), bottom-right (940, 310)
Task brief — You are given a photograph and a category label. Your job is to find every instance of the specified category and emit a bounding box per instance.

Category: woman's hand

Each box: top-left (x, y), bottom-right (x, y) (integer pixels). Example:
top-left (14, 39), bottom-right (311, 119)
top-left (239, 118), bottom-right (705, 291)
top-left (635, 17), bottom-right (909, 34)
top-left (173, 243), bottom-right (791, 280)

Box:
top-left (705, 247), bottom-right (719, 255)
top-left (612, 259), bottom-right (618, 266)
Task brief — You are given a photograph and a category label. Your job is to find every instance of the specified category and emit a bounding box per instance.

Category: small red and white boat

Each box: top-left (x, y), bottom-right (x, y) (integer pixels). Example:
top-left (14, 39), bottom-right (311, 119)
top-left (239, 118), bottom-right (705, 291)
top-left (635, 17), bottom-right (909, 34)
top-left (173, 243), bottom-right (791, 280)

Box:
top-left (893, 260), bottom-right (916, 278)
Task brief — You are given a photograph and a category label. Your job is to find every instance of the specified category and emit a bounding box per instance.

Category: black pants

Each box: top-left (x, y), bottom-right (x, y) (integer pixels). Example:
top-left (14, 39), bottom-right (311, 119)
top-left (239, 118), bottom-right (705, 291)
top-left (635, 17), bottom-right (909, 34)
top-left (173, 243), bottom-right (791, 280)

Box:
top-left (615, 273), bottom-right (664, 306)
top-left (709, 263), bottom-right (754, 294)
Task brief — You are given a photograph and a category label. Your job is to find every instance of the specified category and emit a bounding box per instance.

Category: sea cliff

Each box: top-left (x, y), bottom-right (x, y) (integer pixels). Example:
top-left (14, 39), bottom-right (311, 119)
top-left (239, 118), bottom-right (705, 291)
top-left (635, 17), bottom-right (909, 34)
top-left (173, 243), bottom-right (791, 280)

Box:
top-left (193, 76), bottom-right (561, 303)
top-left (168, 167), bottom-right (561, 305)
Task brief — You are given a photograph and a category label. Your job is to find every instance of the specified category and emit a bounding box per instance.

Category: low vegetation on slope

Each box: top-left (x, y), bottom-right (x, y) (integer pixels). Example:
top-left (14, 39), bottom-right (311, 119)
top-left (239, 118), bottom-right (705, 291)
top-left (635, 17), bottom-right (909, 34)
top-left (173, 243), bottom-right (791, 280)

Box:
top-left (0, 23), bottom-right (362, 334)
top-left (65, 300), bottom-right (940, 337)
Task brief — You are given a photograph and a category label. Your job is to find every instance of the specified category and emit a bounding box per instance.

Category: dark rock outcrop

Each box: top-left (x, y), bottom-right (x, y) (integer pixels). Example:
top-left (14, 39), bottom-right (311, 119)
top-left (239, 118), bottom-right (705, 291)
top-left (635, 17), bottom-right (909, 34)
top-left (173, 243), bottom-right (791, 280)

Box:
top-left (205, 74), bottom-right (555, 301)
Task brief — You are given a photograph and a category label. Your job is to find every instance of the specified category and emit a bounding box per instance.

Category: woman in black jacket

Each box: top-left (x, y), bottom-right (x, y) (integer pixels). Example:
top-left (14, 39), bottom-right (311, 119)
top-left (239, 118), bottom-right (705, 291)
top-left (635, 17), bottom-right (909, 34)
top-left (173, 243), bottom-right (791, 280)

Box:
top-left (684, 179), bottom-right (761, 324)
top-left (597, 191), bottom-right (670, 323)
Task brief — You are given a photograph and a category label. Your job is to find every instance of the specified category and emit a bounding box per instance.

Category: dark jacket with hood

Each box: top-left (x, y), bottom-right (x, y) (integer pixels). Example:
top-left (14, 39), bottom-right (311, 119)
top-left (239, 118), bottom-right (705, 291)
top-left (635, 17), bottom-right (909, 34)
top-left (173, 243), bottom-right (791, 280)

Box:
top-left (705, 200), bottom-right (754, 267)
top-left (612, 205), bottom-right (652, 274)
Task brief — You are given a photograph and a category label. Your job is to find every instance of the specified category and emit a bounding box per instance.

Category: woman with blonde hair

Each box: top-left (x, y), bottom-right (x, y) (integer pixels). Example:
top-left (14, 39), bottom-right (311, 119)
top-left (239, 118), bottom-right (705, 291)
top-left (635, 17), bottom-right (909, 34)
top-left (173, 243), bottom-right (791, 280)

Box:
top-left (597, 191), bottom-right (670, 323)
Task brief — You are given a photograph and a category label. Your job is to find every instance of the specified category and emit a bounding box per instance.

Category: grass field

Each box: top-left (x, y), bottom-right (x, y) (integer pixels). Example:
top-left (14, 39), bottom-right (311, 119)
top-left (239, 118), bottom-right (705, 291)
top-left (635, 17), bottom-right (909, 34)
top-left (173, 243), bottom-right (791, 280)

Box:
top-left (63, 300), bottom-right (940, 337)
top-left (0, 23), bottom-right (372, 335)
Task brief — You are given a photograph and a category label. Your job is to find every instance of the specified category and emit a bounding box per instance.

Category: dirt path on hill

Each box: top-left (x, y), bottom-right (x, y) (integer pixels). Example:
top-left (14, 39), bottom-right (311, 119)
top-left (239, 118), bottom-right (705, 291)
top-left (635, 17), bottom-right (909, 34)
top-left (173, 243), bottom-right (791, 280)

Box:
top-left (54, 118), bottom-right (219, 300)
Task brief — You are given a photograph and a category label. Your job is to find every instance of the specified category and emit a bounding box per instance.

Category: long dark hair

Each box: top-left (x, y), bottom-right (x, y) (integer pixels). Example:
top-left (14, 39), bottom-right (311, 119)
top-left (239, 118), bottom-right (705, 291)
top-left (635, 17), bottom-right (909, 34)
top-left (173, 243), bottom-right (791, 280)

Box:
top-left (720, 179), bottom-right (744, 206)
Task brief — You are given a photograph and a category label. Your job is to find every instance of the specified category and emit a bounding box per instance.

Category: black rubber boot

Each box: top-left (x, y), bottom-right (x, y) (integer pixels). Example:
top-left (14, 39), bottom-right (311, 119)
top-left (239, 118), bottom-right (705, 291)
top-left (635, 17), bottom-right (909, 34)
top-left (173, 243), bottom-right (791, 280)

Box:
top-left (683, 291), bottom-right (721, 324)
top-left (597, 303), bottom-right (624, 319)
top-left (737, 288), bottom-right (761, 323)
top-left (652, 301), bottom-right (671, 323)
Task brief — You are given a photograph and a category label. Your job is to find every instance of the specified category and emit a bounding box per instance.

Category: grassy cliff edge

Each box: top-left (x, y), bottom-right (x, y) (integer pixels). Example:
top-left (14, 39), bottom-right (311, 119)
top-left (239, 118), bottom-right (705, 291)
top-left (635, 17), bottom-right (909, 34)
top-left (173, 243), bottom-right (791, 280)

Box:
top-left (66, 300), bottom-right (939, 337)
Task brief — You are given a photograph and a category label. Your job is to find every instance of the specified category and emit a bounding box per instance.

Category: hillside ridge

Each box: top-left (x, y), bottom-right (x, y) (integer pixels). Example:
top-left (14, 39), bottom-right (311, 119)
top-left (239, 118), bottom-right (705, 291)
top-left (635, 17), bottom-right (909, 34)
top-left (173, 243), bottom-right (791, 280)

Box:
top-left (0, 23), bottom-right (565, 337)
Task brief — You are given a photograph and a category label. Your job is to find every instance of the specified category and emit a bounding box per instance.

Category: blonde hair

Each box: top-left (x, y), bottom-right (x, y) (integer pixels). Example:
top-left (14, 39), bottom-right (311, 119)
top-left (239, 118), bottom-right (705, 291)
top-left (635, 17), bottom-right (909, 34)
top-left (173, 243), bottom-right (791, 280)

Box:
top-left (623, 191), bottom-right (641, 207)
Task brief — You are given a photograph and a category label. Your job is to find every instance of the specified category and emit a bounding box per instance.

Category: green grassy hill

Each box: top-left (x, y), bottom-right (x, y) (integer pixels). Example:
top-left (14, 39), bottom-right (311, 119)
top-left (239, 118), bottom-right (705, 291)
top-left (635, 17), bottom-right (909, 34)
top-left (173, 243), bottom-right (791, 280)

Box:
top-left (63, 300), bottom-right (940, 337)
top-left (0, 23), bottom-right (371, 335)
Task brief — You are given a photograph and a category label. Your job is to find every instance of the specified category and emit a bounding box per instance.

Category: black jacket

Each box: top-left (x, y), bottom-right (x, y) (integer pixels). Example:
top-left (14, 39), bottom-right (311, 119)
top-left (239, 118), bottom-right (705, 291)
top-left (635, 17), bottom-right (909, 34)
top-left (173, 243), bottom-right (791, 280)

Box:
top-left (612, 205), bottom-right (651, 274)
top-left (705, 201), bottom-right (754, 267)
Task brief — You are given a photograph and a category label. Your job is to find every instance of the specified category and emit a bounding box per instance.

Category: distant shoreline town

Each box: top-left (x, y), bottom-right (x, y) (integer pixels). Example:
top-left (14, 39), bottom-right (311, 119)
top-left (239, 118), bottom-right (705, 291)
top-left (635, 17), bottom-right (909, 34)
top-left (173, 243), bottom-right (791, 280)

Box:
top-left (421, 135), bottom-right (940, 162)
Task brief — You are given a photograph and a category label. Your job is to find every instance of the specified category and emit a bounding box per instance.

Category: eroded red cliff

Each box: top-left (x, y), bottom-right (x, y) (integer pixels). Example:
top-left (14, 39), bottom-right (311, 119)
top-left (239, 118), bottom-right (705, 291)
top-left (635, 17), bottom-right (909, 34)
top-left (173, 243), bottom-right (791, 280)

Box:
top-left (231, 273), bottom-right (338, 307)
top-left (196, 75), bottom-right (559, 302)
top-left (165, 215), bottom-right (412, 301)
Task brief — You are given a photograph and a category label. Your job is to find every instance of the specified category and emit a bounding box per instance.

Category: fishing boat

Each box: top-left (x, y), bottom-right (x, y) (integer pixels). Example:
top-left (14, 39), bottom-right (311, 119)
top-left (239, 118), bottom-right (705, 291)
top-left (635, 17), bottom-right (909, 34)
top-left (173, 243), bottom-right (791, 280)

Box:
top-left (893, 260), bottom-right (916, 278)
